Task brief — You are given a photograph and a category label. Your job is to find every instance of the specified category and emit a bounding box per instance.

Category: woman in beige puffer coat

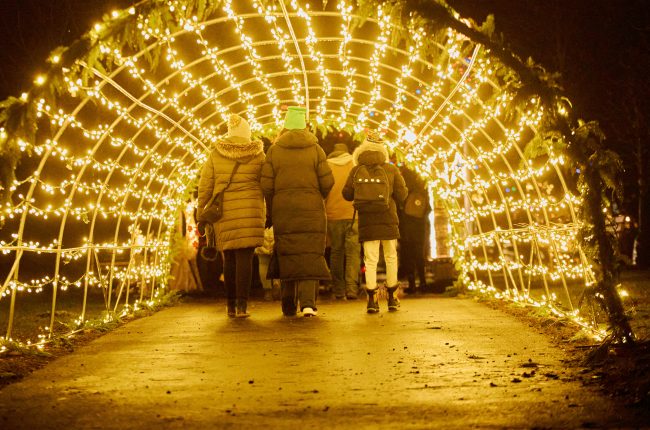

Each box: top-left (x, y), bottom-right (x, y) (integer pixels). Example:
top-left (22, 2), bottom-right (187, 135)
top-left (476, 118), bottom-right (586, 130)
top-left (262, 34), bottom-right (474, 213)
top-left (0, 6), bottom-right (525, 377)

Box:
top-left (197, 114), bottom-right (265, 318)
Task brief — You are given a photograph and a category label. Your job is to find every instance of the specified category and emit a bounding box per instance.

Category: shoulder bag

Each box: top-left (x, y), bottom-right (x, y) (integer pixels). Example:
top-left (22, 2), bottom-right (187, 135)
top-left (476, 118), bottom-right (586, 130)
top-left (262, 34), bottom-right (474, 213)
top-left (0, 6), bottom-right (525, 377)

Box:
top-left (198, 162), bottom-right (240, 224)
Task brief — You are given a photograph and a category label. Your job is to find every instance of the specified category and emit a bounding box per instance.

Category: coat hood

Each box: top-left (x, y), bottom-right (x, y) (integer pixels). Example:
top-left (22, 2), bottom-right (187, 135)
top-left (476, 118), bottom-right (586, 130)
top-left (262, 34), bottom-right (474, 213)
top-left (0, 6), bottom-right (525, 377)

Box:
top-left (213, 136), bottom-right (264, 161)
top-left (327, 152), bottom-right (353, 166)
top-left (352, 141), bottom-right (389, 166)
top-left (275, 129), bottom-right (318, 149)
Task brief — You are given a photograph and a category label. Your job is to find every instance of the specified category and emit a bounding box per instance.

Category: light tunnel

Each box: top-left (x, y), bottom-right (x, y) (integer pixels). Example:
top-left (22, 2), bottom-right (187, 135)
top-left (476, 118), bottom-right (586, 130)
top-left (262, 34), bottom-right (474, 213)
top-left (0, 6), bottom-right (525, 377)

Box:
top-left (0, 0), bottom-right (603, 346)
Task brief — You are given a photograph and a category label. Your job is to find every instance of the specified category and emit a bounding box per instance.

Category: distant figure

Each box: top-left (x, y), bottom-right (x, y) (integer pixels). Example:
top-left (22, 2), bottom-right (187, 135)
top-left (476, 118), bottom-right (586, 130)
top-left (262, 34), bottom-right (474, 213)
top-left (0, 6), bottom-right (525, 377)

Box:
top-left (255, 226), bottom-right (281, 300)
top-left (169, 204), bottom-right (203, 293)
top-left (342, 130), bottom-right (408, 313)
top-left (398, 165), bottom-right (431, 294)
top-left (261, 107), bottom-right (334, 317)
top-left (197, 114), bottom-right (265, 318)
top-left (325, 142), bottom-right (361, 300)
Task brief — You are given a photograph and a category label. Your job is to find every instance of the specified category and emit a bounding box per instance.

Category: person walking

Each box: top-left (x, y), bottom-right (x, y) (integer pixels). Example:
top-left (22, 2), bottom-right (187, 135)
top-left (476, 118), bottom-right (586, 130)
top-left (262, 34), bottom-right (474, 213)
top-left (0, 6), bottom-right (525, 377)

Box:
top-left (398, 164), bottom-right (431, 294)
top-left (325, 141), bottom-right (361, 300)
top-left (342, 130), bottom-right (407, 313)
top-left (197, 114), bottom-right (265, 318)
top-left (255, 226), bottom-right (281, 300)
top-left (261, 106), bottom-right (334, 317)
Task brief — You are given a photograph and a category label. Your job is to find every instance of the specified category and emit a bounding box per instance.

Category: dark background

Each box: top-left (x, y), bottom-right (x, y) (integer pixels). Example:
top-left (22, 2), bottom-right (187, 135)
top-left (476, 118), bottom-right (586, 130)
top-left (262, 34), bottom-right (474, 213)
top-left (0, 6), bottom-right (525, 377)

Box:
top-left (1, 0), bottom-right (648, 266)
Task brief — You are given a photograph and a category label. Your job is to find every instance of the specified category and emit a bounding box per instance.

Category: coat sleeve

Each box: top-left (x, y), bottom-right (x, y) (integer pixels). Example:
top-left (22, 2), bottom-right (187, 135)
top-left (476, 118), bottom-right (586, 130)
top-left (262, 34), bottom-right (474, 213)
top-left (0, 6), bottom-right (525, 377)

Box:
top-left (260, 147), bottom-right (275, 217)
top-left (316, 146), bottom-right (334, 198)
top-left (342, 166), bottom-right (357, 201)
top-left (197, 157), bottom-right (216, 220)
top-left (391, 165), bottom-right (408, 206)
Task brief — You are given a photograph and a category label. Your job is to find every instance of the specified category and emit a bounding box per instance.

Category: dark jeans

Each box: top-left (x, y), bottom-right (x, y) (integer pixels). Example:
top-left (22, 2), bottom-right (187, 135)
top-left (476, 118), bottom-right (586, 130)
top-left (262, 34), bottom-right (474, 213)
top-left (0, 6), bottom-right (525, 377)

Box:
top-left (223, 247), bottom-right (255, 302)
top-left (281, 280), bottom-right (318, 311)
top-left (400, 240), bottom-right (426, 289)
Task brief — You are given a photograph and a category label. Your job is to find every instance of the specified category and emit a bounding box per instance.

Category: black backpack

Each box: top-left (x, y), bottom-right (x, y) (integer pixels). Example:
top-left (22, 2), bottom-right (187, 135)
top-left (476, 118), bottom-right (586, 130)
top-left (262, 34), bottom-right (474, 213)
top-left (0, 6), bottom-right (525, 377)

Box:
top-left (352, 164), bottom-right (390, 213)
top-left (403, 190), bottom-right (427, 218)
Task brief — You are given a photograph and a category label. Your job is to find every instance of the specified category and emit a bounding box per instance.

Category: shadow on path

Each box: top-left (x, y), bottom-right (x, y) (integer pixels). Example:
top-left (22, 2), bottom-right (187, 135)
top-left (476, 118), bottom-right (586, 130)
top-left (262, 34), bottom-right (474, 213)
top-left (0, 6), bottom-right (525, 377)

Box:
top-left (0, 296), bottom-right (644, 429)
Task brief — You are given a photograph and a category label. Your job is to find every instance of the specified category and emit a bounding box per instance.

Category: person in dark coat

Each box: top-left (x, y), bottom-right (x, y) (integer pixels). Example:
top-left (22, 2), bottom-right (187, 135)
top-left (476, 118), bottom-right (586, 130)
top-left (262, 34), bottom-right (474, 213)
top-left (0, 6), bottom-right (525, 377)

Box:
top-left (398, 164), bottom-right (431, 294)
top-left (197, 114), bottom-right (265, 318)
top-left (342, 130), bottom-right (408, 313)
top-left (260, 107), bottom-right (334, 317)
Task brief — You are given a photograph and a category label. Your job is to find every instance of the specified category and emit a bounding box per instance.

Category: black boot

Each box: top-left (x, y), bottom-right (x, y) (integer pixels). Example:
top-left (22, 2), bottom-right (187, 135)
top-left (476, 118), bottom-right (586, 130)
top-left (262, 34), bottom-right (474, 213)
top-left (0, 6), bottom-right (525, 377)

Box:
top-left (235, 300), bottom-right (250, 318)
top-left (227, 300), bottom-right (236, 318)
top-left (387, 284), bottom-right (401, 311)
top-left (281, 297), bottom-right (297, 316)
top-left (366, 288), bottom-right (379, 314)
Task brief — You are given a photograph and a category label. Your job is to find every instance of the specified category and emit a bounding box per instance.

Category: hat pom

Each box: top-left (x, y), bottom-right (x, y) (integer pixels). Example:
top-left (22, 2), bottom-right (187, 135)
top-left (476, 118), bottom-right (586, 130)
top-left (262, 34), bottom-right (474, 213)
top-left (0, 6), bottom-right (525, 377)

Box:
top-left (363, 129), bottom-right (384, 145)
top-left (227, 114), bottom-right (251, 140)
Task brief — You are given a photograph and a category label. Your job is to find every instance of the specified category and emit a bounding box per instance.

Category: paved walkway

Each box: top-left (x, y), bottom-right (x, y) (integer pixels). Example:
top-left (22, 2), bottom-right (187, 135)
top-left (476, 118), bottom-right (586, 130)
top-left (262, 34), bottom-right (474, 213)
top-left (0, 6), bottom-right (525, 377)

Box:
top-left (0, 295), bottom-right (643, 429)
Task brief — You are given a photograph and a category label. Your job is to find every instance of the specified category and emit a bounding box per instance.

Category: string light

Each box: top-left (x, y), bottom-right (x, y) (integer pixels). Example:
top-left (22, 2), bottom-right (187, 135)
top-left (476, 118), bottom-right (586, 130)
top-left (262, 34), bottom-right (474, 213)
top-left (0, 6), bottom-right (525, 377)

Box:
top-left (0, 0), bottom-right (602, 346)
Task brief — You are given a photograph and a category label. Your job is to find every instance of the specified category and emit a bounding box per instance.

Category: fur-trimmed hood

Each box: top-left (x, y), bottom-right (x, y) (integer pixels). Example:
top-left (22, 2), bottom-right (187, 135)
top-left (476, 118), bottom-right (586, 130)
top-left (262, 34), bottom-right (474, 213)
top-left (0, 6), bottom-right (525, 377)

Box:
top-left (213, 136), bottom-right (264, 160)
top-left (352, 141), bottom-right (389, 166)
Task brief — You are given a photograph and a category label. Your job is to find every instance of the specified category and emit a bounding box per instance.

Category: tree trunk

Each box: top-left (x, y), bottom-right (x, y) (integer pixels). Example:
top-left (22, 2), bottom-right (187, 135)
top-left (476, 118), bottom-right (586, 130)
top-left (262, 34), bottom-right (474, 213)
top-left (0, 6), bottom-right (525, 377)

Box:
top-left (636, 134), bottom-right (650, 269)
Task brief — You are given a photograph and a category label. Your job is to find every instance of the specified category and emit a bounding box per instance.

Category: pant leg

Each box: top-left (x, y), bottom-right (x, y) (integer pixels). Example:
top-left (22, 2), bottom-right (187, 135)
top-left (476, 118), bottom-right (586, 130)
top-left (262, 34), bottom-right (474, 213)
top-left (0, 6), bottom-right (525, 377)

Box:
top-left (344, 219), bottom-right (360, 297)
top-left (281, 280), bottom-right (297, 302)
top-left (414, 240), bottom-right (426, 287)
top-left (382, 239), bottom-right (398, 287)
top-left (327, 220), bottom-right (346, 297)
top-left (234, 247), bottom-right (254, 301)
top-left (400, 240), bottom-right (416, 288)
top-left (223, 249), bottom-right (237, 302)
top-left (281, 280), bottom-right (298, 314)
top-left (296, 279), bottom-right (318, 310)
top-left (363, 240), bottom-right (381, 290)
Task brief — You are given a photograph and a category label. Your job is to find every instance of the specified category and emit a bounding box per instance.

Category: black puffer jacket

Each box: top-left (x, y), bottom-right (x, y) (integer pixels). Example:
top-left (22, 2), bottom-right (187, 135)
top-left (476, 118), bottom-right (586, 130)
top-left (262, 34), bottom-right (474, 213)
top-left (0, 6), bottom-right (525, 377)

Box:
top-left (342, 142), bottom-right (408, 242)
top-left (260, 129), bottom-right (334, 281)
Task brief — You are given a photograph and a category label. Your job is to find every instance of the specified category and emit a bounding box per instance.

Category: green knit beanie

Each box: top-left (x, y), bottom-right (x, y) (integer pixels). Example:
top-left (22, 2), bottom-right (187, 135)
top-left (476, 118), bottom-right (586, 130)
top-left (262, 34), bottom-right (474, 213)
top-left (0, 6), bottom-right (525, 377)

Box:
top-left (283, 106), bottom-right (307, 130)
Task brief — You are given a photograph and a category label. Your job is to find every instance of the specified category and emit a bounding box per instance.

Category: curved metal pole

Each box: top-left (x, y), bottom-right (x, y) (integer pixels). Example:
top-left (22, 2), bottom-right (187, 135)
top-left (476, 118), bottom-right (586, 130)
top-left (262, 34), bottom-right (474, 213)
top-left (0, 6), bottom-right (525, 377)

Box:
top-left (279, 0), bottom-right (310, 115)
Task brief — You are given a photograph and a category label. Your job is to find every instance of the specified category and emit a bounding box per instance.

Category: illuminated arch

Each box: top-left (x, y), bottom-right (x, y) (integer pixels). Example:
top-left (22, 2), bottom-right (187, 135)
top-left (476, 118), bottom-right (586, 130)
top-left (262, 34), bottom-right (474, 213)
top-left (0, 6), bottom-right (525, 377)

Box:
top-left (0, 0), bottom-right (632, 348)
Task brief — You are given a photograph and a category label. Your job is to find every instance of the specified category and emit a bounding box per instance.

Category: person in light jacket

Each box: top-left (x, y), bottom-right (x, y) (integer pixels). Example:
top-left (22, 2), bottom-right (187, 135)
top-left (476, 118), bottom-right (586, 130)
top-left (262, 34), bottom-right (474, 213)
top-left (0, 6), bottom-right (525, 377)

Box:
top-left (260, 107), bottom-right (334, 317)
top-left (197, 114), bottom-right (265, 318)
top-left (325, 141), bottom-right (361, 300)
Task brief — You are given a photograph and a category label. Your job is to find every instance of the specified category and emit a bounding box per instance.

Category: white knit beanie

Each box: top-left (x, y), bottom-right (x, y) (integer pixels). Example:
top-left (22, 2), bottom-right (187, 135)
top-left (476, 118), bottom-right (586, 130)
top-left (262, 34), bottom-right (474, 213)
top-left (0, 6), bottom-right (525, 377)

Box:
top-left (227, 114), bottom-right (251, 140)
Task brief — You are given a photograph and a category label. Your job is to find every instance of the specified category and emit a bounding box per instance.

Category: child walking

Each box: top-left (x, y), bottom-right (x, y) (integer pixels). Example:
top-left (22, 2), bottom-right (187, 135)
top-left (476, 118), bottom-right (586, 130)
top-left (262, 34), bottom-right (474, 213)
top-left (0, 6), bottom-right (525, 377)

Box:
top-left (342, 130), bottom-right (408, 313)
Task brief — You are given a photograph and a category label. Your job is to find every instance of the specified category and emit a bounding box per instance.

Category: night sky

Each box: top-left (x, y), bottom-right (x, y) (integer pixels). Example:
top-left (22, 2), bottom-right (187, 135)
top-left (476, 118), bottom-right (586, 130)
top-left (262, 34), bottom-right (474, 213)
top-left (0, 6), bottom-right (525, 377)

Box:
top-left (0, 0), bottom-right (648, 215)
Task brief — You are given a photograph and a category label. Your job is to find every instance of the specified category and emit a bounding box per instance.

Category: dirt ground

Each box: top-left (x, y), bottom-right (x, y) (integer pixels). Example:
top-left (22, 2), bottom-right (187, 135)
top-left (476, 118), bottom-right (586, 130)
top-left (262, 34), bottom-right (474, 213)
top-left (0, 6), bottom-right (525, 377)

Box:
top-left (0, 292), bottom-right (649, 429)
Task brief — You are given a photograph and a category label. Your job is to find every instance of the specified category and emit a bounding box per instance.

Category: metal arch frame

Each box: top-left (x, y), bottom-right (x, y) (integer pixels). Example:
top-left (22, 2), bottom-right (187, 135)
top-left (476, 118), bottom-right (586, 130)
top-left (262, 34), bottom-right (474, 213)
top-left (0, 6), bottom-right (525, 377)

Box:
top-left (1, 2), bottom-right (589, 341)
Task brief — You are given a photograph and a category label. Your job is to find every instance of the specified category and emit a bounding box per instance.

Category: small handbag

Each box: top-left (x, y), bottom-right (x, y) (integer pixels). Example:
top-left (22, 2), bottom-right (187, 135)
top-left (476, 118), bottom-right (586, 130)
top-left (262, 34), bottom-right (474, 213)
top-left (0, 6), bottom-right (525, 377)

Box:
top-left (198, 162), bottom-right (240, 224)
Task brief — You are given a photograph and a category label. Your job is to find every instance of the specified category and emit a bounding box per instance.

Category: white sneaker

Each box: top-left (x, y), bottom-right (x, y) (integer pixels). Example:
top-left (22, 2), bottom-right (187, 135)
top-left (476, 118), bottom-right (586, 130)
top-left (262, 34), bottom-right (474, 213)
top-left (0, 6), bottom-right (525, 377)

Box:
top-left (302, 307), bottom-right (317, 317)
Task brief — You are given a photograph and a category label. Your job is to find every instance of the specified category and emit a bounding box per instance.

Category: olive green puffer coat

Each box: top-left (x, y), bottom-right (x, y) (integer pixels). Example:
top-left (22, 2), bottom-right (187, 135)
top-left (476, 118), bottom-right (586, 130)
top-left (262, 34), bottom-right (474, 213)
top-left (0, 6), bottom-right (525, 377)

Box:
top-left (260, 129), bottom-right (334, 281)
top-left (197, 137), bottom-right (265, 251)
